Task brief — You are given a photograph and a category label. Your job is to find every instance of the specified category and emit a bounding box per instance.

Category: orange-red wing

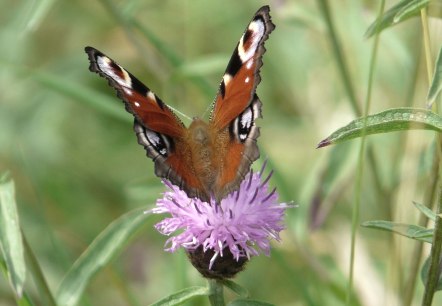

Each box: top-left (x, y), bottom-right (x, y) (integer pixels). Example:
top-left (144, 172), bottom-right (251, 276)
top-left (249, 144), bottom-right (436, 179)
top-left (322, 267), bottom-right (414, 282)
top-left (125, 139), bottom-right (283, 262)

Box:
top-left (211, 6), bottom-right (274, 130)
top-left (85, 46), bottom-right (185, 138)
top-left (86, 47), bottom-right (202, 197)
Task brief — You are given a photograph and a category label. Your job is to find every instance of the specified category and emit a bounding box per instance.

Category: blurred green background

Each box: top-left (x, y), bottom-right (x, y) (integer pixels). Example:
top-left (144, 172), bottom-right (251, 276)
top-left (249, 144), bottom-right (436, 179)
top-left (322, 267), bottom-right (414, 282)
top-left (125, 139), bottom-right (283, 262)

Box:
top-left (1, 0), bottom-right (441, 305)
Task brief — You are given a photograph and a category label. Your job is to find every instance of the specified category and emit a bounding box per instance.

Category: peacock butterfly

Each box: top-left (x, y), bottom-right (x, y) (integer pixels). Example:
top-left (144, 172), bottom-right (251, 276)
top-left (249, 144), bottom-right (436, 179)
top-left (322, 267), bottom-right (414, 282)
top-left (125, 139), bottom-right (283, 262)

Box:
top-left (85, 6), bottom-right (274, 202)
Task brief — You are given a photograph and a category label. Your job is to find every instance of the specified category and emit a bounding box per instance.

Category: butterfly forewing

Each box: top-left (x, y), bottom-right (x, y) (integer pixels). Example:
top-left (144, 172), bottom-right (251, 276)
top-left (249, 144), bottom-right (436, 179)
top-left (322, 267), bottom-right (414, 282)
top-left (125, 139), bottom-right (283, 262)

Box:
top-left (211, 6), bottom-right (274, 129)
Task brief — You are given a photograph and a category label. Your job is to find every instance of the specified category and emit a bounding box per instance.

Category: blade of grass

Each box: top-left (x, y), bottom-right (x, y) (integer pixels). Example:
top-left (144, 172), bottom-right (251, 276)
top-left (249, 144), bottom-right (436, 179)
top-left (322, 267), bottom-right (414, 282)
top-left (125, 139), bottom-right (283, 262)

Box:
top-left (221, 279), bottom-right (249, 299)
top-left (22, 232), bottom-right (57, 306)
top-left (0, 258), bottom-right (35, 306)
top-left (394, 0), bottom-right (430, 23)
top-left (23, 0), bottom-right (56, 33)
top-left (56, 208), bottom-right (152, 306)
top-left (315, 0), bottom-right (360, 116)
top-left (0, 173), bottom-right (26, 298)
top-left (227, 299), bottom-right (275, 306)
top-left (33, 70), bottom-right (131, 123)
top-left (149, 286), bottom-right (209, 306)
top-left (0, 61), bottom-right (131, 123)
top-left (315, 0), bottom-right (386, 230)
top-left (348, 0), bottom-right (384, 304)
top-left (427, 45), bottom-right (442, 108)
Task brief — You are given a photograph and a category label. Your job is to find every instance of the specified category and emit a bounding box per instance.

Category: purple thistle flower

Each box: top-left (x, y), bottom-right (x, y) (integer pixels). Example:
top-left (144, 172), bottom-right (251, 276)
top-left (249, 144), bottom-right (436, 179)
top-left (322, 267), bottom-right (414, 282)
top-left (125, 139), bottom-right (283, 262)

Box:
top-left (151, 164), bottom-right (290, 279)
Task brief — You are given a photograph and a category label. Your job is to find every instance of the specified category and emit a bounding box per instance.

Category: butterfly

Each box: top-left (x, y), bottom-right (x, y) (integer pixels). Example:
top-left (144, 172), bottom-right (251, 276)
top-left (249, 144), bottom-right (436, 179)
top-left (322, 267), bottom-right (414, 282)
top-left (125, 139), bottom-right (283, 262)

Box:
top-left (85, 6), bottom-right (274, 202)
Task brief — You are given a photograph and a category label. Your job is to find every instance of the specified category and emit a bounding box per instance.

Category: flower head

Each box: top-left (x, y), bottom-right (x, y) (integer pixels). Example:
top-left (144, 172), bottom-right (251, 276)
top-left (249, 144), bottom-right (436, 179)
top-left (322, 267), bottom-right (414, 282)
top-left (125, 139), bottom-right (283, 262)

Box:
top-left (151, 163), bottom-right (290, 279)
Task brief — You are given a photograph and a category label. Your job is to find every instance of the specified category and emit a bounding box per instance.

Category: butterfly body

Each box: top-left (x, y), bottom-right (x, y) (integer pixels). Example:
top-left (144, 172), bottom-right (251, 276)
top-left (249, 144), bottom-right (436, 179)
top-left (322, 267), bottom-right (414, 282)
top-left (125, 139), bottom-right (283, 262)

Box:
top-left (86, 6), bottom-right (274, 202)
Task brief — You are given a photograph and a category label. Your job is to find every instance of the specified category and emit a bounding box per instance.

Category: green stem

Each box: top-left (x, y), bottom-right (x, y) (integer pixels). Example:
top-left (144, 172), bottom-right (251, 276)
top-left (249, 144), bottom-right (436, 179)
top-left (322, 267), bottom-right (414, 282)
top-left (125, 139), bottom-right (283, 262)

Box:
top-left (422, 185), bottom-right (442, 306)
top-left (421, 5), bottom-right (442, 305)
top-left (22, 231), bottom-right (57, 306)
top-left (421, 8), bottom-right (433, 85)
top-left (404, 155), bottom-right (439, 306)
top-left (315, 0), bottom-right (388, 211)
top-left (346, 0), bottom-right (385, 304)
top-left (208, 279), bottom-right (225, 306)
top-left (315, 0), bottom-right (360, 115)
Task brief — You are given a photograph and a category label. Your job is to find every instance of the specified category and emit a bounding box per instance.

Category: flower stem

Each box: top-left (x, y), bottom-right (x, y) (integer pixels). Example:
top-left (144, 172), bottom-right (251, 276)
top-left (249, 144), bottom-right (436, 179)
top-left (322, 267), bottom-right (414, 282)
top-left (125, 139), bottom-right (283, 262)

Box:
top-left (208, 279), bottom-right (225, 306)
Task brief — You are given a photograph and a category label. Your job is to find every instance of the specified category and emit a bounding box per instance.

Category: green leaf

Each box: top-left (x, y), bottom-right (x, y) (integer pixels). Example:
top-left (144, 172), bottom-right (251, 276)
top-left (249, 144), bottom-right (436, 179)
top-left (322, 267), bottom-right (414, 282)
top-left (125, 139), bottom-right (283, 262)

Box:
top-left (394, 0), bottom-right (430, 23)
top-left (227, 299), bottom-right (275, 306)
top-left (149, 286), bottom-right (209, 306)
top-left (0, 173), bottom-right (26, 297)
top-left (421, 255), bottom-right (442, 291)
top-left (317, 108), bottom-right (442, 148)
top-left (427, 45), bottom-right (442, 108)
top-left (413, 201), bottom-right (437, 221)
top-left (362, 220), bottom-right (433, 243)
top-left (365, 0), bottom-right (422, 38)
top-left (56, 208), bottom-right (152, 306)
top-left (221, 279), bottom-right (249, 298)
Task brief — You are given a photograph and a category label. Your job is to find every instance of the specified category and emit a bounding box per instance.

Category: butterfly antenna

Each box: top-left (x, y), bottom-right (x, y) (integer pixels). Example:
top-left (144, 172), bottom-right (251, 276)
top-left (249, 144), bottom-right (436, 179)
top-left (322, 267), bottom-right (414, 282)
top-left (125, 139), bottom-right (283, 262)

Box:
top-left (167, 104), bottom-right (192, 122)
top-left (201, 99), bottom-right (214, 120)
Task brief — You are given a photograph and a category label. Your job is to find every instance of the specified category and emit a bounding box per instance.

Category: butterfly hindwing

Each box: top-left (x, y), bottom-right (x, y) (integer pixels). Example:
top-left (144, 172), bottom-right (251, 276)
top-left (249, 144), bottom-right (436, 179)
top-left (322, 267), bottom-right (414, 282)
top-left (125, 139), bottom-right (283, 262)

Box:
top-left (85, 47), bottom-right (205, 196)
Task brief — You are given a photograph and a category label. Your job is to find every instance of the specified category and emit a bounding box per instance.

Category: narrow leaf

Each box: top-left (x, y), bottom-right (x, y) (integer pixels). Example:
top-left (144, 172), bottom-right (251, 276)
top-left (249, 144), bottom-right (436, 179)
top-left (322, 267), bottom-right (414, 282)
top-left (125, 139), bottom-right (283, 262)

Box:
top-left (394, 0), bottom-right (430, 23)
top-left (221, 279), bottom-right (249, 298)
top-left (150, 286), bottom-right (209, 306)
top-left (0, 63), bottom-right (130, 123)
top-left (24, 0), bottom-right (56, 32)
top-left (56, 208), bottom-right (152, 306)
top-left (365, 0), bottom-right (418, 38)
top-left (317, 108), bottom-right (442, 148)
top-left (427, 45), bottom-right (442, 108)
top-left (362, 220), bottom-right (433, 243)
top-left (0, 173), bottom-right (26, 297)
top-left (413, 201), bottom-right (437, 221)
top-left (33, 70), bottom-right (130, 123)
top-left (227, 299), bottom-right (275, 306)
top-left (421, 255), bottom-right (442, 291)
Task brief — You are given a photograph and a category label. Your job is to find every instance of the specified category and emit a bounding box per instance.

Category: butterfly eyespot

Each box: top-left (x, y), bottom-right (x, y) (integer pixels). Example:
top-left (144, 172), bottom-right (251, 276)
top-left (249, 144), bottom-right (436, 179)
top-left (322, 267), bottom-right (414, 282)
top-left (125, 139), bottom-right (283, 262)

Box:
top-left (143, 128), bottom-right (171, 157)
top-left (230, 106), bottom-right (255, 143)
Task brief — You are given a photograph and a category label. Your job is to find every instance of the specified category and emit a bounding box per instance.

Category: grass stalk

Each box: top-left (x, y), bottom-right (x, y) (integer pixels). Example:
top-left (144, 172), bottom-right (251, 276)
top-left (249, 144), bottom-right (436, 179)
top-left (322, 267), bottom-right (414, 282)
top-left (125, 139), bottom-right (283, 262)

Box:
top-left (315, 0), bottom-right (388, 206)
top-left (22, 232), bottom-right (57, 306)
